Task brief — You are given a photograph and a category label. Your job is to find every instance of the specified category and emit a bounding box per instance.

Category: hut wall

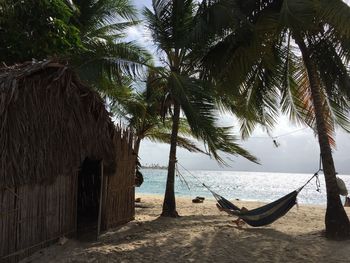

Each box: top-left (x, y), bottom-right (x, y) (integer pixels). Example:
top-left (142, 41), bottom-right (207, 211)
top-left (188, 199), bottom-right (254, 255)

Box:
top-left (102, 129), bottom-right (136, 230)
top-left (0, 128), bottom-right (136, 262)
top-left (0, 175), bottom-right (77, 262)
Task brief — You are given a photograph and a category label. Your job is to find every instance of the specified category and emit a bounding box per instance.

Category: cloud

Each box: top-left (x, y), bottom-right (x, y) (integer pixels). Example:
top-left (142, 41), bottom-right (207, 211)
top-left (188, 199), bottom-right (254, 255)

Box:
top-left (126, 26), bottom-right (144, 41)
top-left (139, 115), bottom-right (350, 174)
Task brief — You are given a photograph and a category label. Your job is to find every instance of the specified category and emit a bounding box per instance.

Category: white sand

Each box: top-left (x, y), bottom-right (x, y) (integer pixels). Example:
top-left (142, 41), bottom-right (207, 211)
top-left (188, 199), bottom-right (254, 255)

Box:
top-left (21, 194), bottom-right (350, 263)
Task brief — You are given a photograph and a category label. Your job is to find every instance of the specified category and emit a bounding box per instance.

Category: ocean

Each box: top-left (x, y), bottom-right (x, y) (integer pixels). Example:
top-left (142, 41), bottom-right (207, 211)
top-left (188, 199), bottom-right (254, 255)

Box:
top-left (136, 169), bottom-right (350, 205)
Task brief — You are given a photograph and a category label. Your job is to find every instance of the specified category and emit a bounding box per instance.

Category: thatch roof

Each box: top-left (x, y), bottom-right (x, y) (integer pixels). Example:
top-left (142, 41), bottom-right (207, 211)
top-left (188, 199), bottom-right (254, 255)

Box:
top-left (0, 61), bottom-right (117, 187)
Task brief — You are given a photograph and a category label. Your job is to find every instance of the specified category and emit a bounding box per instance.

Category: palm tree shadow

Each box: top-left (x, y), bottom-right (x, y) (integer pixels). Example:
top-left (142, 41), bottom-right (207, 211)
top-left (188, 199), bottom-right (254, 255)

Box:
top-left (28, 213), bottom-right (350, 263)
top-left (238, 226), bottom-right (297, 241)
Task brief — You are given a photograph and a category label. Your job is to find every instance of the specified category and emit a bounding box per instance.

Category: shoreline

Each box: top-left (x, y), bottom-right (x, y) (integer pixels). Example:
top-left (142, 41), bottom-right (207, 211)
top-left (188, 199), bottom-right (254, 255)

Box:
top-left (138, 169), bottom-right (349, 207)
top-left (140, 167), bottom-right (350, 175)
top-left (136, 192), bottom-right (328, 208)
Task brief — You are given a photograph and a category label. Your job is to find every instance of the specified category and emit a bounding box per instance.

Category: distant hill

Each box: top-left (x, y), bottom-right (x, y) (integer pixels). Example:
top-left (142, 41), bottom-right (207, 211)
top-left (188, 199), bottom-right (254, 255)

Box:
top-left (142, 164), bottom-right (167, 170)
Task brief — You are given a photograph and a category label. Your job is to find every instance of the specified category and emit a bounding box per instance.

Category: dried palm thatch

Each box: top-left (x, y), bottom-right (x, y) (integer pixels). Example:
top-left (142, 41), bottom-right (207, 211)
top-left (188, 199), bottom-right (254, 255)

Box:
top-left (0, 61), bottom-right (116, 187)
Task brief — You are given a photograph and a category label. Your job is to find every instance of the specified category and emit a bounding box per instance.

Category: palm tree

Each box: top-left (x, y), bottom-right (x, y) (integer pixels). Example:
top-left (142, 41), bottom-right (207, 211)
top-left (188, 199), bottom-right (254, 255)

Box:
top-left (199, 0), bottom-right (350, 238)
top-left (113, 94), bottom-right (205, 157)
top-left (144, 1), bottom-right (258, 217)
top-left (68, 0), bottom-right (152, 88)
top-left (0, 0), bottom-right (151, 82)
top-left (109, 75), bottom-right (207, 162)
top-left (109, 71), bottom-right (246, 189)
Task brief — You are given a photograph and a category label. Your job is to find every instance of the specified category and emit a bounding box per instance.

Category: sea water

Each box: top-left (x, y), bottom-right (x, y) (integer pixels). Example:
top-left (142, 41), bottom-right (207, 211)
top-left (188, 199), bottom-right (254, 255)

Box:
top-left (136, 169), bottom-right (350, 205)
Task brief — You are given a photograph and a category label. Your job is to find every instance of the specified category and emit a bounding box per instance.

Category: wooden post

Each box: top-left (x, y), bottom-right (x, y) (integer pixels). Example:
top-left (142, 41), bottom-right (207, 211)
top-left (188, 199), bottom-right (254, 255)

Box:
top-left (97, 161), bottom-right (104, 239)
top-left (74, 172), bottom-right (79, 237)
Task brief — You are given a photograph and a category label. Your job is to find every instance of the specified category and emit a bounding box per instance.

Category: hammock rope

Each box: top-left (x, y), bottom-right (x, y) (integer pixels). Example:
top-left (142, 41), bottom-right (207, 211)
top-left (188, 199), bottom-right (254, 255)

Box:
top-left (175, 163), bottom-right (191, 191)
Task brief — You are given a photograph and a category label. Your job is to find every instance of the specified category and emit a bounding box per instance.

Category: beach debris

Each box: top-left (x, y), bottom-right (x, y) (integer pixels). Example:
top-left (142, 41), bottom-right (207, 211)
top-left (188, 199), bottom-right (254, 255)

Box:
top-left (192, 196), bottom-right (205, 203)
top-left (135, 197), bottom-right (141, 203)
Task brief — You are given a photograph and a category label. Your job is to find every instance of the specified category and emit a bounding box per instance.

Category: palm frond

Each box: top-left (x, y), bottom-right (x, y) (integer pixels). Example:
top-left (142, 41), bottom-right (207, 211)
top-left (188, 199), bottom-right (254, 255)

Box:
top-left (167, 72), bottom-right (257, 163)
top-left (73, 0), bottom-right (138, 34)
top-left (73, 40), bottom-right (151, 86)
top-left (147, 132), bottom-right (206, 154)
top-left (309, 32), bottom-right (350, 99)
top-left (278, 0), bottom-right (315, 30)
top-left (317, 0), bottom-right (350, 38)
top-left (84, 21), bottom-right (140, 39)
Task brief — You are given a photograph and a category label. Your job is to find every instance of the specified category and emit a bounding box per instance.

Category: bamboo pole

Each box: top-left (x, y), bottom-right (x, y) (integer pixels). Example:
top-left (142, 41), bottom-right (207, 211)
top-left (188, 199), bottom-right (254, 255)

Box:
top-left (97, 161), bottom-right (104, 238)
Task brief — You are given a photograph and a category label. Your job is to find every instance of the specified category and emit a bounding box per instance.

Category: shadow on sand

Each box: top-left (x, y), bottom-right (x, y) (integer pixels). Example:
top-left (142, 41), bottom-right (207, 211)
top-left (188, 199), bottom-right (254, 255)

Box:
top-left (21, 212), bottom-right (350, 263)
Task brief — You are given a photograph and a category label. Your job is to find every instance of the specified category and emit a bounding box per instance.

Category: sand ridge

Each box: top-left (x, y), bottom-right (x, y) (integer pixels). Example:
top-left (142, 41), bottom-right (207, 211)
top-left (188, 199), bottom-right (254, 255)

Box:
top-left (21, 194), bottom-right (350, 263)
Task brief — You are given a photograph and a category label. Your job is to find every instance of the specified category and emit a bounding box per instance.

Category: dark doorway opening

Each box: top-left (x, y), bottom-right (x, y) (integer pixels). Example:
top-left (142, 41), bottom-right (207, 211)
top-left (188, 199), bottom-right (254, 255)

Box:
top-left (77, 158), bottom-right (101, 239)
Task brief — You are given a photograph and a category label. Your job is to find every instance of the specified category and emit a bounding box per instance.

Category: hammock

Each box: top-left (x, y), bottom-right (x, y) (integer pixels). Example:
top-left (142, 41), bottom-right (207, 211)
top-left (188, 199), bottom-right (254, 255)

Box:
top-left (212, 189), bottom-right (299, 227)
top-left (206, 173), bottom-right (320, 227)
top-left (176, 162), bottom-right (321, 227)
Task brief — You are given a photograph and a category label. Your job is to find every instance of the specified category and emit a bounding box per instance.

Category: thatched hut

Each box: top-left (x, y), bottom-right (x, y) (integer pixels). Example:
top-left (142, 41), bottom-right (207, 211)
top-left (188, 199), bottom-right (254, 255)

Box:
top-left (0, 61), bottom-right (136, 262)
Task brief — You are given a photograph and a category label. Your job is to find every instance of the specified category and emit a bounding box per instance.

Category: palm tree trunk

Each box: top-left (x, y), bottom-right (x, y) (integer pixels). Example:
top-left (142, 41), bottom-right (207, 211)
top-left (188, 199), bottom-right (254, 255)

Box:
top-left (134, 137), bottom-right (141, 157)
top-left (161, 101), bottom-right (181, 217)
top-left (134, 137), bottom-right (144, 187)
top-left (295, 35), bottom-right (350, 239)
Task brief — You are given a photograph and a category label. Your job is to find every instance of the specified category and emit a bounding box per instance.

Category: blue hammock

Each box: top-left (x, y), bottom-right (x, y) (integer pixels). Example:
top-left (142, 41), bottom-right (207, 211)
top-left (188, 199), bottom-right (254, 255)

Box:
top-left (205, 172), bottom-right (320, 227)
top-left (213, 190), bottom-right (299, 227)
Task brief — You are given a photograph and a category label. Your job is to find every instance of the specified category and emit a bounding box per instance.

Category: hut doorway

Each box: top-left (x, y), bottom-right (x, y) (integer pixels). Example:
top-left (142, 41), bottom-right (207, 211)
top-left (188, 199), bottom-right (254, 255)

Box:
top-left (77, 158), bottom-right (103, 239)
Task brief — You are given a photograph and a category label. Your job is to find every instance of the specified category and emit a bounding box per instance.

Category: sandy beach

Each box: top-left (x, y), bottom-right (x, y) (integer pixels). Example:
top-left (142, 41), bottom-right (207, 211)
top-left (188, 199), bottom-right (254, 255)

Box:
top-left (21, 194), bottom-right (350, 263)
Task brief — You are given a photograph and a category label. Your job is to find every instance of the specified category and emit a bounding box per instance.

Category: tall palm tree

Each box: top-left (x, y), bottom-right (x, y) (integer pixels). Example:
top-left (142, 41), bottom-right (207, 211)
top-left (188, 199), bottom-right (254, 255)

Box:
top-left (144, 0), bottom-right (259, 217)
top-left (109, 75), bottom-right (207, 158)
top-left (109, 70), bottom-right (251, 188)
top-left (110, 82), bottom-right (206, 187)
top-left (200, 0), bottom-right (350, 238)
top-left (112, 94), bottom-right (205, 157)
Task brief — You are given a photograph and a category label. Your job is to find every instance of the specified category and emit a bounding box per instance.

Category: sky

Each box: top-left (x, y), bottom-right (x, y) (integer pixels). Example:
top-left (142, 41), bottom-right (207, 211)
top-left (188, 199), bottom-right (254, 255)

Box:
top-left (128, 0), bottom-right (350, 174)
